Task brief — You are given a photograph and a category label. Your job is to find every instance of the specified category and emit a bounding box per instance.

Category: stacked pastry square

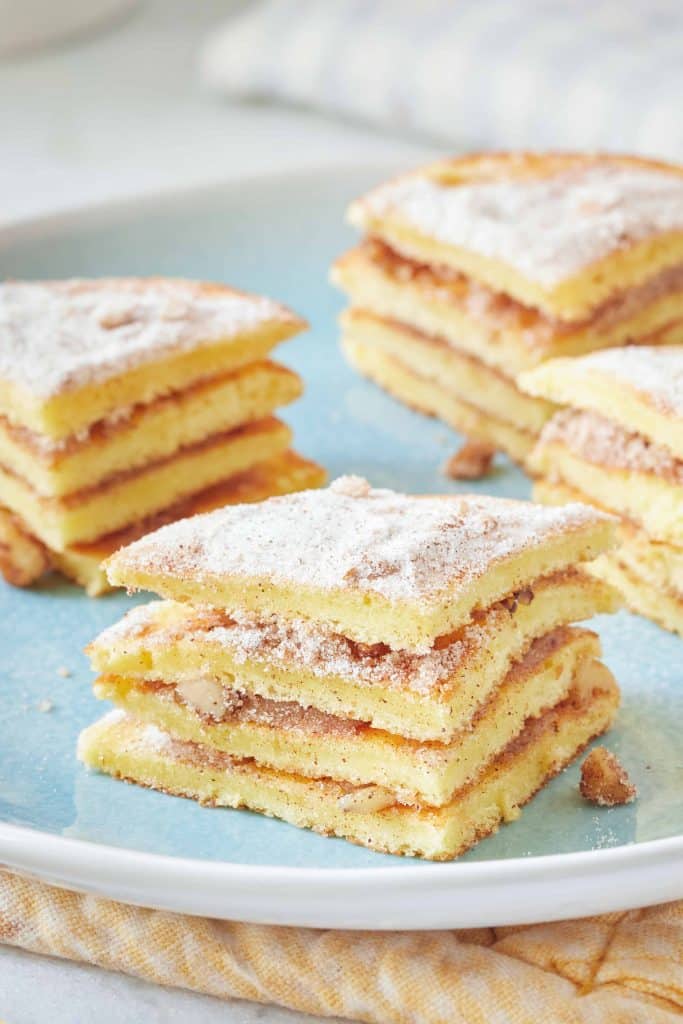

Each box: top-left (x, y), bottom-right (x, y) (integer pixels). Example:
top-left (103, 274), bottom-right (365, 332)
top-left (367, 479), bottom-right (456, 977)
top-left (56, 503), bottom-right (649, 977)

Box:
top-left (521, 346), bottom-right (683, 636)
top-left (0, 278), bottom-right (325, 594)
top-left (79, 476), bottom-right (621, 860)
top-left (332, 152), bottom-right (683, 465)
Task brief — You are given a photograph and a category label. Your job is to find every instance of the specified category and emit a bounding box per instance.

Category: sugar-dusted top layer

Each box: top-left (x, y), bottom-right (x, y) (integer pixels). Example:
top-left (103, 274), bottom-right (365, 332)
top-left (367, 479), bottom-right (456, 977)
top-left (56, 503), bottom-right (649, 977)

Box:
top-left (354, 164), bottom-right (683, 287)
top-left (106, 475), bottom-right (606, 605)
top-left (0, 278), bottom-right (300, 399)
top-left (541, 409), bottom-right (683, 483)
top-left (566, 346), bottom-right (683, 419)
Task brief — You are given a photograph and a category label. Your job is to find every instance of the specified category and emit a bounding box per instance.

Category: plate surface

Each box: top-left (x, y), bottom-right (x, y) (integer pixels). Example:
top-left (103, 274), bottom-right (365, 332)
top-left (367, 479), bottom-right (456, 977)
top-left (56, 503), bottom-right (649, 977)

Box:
top-left (0, 166), bottom-right (681, 930)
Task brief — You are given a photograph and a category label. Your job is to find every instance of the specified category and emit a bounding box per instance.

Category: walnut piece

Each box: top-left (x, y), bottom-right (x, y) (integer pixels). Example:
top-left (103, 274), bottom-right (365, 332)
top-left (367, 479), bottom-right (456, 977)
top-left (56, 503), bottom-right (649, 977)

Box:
top-left (442, 440), bottom-right (495, 480)
top-left (175, 677), bottom-right (240, 720)
top-left (501, 586), bottom-right (535, 615)
top-left (580, 747), bottom-right (637, 807)
top-left (0, 508), bottom-right (52, 587)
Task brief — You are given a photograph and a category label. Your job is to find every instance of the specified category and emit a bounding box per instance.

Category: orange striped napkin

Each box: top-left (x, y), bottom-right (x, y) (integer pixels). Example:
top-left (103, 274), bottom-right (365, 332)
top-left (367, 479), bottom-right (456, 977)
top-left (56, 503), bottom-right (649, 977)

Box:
top-left (0, 870), bottom-right (681, 1022)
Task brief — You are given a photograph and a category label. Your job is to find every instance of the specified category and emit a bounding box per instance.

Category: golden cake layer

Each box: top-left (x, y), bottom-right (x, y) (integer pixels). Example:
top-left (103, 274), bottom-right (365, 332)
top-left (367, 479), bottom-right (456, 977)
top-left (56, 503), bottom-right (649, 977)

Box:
top-left (534, 477), bottom-right (683, 637)
top-left (104, 476), bottom-right (615, 652)
top-left (348, 153), bottom-right (683, 321)
top-left (340, 309), bottom-right (554, 435)
top-left (0, 417), bottom-right (291, 550)
top-left (527, 409), bottom-right (683, 546)
top-left (93, 626), bottom-right (600, 806)
top-left (342, 337), bottom-right (535, 464)
top-left (78, 666), bottom-right (619, 861)
top-left (0, 278), bottom-right (304, 439)
top-left (590, 555), bottom-right (683, 638)
top-left (89, 569), bottom-right (617, 740)
top-left (43, 451), bottom-right (326, 595)
top-left (0, 506), bottom-right (52, 587)
top-left (0, 451), bottom-right (325, 594)
top-left (0, 361), bottom-right (302, 497)
top-left (519, 345), bottom-right (683, 459)
top-left (333, 241), bottom-right (683, 374)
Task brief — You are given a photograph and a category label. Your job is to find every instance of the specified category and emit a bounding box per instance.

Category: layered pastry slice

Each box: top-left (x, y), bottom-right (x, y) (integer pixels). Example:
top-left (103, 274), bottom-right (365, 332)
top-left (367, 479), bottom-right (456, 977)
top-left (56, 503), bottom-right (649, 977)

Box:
top-left (80, 476), bottom-right (621, 860)
top-left (0, 278), bottom-right (324, 593)
top-left (520, 346), bottom-right (683, 635)
top-left (332, 153), bottom-right (683, 465)
top-left (34, 451), bottom-right (325, 597)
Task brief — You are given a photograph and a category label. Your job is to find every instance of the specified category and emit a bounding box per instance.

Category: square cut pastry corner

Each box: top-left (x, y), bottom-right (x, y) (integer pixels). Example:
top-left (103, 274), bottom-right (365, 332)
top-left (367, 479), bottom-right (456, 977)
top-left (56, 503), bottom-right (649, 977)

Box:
top-left (346, 152), bottom-right (683, 319)
top-left (0, 276), bottom-right (324, 594)
top-left (81, 475), bottom-right (623, 861)
top-left (334, 150), bottom-right (683, 467)
top-left (519, 344), bottom-right (683, 636)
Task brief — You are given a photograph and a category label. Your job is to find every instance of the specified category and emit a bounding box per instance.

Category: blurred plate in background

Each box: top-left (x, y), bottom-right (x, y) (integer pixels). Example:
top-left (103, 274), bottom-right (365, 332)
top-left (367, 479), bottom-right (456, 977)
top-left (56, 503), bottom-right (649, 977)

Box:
top-left (0, 0), bottom-right (138, 56)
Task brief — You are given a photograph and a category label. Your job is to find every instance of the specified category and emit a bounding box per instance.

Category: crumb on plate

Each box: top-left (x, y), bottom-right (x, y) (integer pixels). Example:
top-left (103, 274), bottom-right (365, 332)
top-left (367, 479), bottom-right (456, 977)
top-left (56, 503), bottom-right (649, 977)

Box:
top-left (580, 746), bottom-right (637, 807)
top-left (442, 440), bottom-right (495, 481)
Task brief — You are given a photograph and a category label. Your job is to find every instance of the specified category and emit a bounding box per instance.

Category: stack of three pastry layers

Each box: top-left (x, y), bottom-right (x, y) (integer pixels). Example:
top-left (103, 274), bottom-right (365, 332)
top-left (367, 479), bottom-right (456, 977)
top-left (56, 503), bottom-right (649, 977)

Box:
top-left (81, 476), bottom-right (621, 860)
top-left (0, 278), bottom-right (324, 595)
top-left (333, 152), bottom-right (683, 466)
top-left (521, 346), bottom-right (683, 637)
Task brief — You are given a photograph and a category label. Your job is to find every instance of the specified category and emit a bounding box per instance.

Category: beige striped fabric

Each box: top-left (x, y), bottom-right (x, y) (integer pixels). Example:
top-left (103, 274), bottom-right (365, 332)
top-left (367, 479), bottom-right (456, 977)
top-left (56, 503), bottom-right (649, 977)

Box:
top-left (0, 870), bottom-right (681, 1022)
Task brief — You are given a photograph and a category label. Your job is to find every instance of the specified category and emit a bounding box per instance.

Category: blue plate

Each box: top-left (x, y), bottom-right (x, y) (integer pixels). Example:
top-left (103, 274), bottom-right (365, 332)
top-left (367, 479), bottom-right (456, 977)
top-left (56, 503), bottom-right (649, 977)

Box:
top-left (0, 167), bottom-right (681, 928)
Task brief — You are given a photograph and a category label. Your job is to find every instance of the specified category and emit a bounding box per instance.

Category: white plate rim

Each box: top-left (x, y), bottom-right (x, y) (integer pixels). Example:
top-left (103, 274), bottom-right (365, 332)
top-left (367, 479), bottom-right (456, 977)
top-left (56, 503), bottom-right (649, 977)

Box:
top-left (0, 157), bottom-right (407, 243)
top-left (1, 820), bottom-right (682, 929)
top-left (1, 165), bottom-right (681, 930)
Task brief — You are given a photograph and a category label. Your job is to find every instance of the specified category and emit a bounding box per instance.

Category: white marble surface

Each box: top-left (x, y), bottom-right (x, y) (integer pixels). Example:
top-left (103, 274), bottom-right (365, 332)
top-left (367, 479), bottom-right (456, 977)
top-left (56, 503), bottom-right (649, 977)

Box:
top-left (0, 1), bottom-right (436, 1019)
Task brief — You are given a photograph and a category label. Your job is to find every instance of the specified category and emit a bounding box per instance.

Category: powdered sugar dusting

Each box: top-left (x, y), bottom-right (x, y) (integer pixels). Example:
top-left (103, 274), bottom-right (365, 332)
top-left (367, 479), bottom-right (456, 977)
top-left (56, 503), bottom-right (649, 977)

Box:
top-left (541, 409), bottom-right (683, 483)
top-left (567, 346), bottom-right (683, 419)
top-left (93, 598), bottom-right (489, 695)
top-left (90, 599), bottom-right (168, 648)
top-left (140, 722), bottom-right (171, 751)
top-left (0, 278), bottom-right (297, 399)
top-left (358, 165), bottom-right (683, 286)
top-left (99, 708), bottom-right (126, 726)
top-left (108, 477), bottom-right (607, 606)
top-left (97, 709), bottom-right (170, 754)
top-left (330, 474), bottom-right (372, 497)
top-left (202, 610), bottom-right (474, 695)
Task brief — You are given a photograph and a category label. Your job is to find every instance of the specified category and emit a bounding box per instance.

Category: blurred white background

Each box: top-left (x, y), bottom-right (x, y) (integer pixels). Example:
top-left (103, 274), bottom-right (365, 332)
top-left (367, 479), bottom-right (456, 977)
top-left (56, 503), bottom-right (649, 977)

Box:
top-left (0, 0), bottom-right (430, 226)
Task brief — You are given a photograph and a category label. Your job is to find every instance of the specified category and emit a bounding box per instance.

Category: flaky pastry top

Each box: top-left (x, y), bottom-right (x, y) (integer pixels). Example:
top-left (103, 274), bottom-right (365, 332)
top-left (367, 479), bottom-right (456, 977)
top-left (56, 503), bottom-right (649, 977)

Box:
top-left (106, 475), bottom-right (608, 606)
top-left (351, 157), bottom-right (683, 287)
top-left (0, 277), bottom-right (301, 398)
